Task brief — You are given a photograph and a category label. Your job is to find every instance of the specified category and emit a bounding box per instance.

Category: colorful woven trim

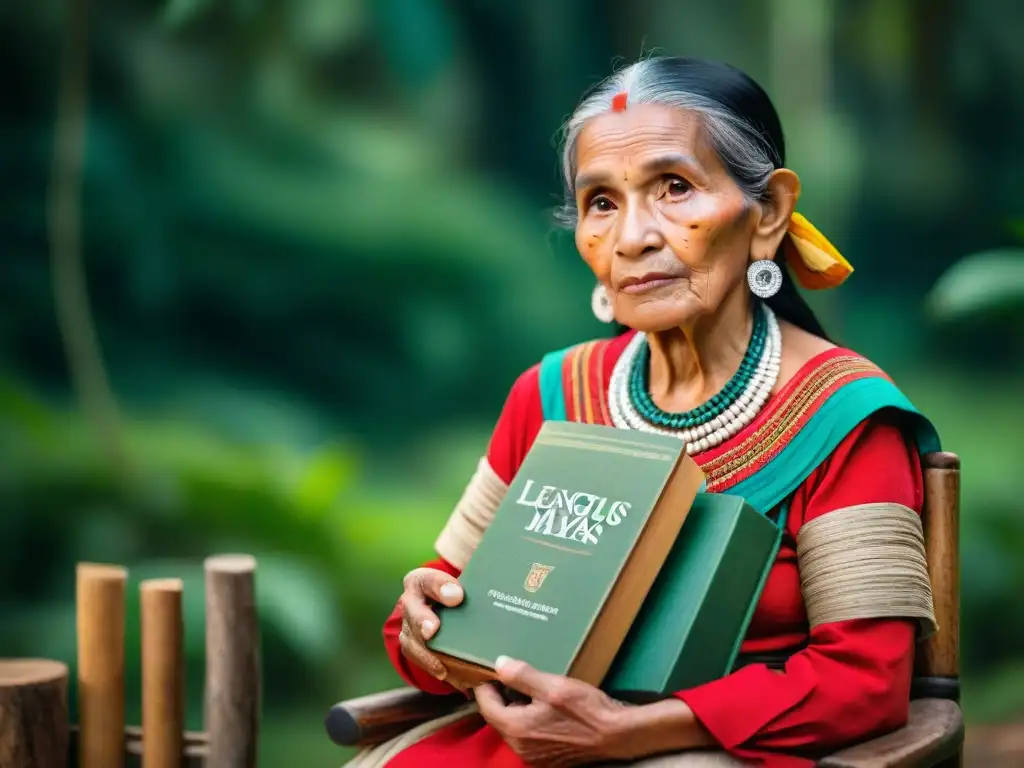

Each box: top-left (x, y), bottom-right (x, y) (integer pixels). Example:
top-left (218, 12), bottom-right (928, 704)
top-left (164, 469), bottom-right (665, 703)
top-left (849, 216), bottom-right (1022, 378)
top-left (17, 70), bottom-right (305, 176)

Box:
top-left (701, 354), bottom-right (886, 491)
top-left (703, 355), bottom-right (940, 514)
top-left (538, 337), bottom-right (618, 425)
top-left (566, 338), bottom-right (614, 424)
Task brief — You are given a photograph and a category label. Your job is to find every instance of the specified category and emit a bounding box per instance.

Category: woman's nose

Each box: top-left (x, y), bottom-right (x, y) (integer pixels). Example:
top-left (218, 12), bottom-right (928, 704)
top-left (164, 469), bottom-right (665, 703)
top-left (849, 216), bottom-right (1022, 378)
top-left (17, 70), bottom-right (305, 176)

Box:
top-left (614, 203), bottom-right (665, 260)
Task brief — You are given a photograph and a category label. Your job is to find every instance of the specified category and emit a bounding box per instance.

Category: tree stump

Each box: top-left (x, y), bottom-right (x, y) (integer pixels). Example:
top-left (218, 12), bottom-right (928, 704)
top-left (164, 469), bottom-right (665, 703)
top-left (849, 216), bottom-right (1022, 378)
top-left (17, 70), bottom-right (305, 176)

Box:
top-left (204, 554), bottom-right (260, 768)
top-left (0, 658), bottom-right (69, 768)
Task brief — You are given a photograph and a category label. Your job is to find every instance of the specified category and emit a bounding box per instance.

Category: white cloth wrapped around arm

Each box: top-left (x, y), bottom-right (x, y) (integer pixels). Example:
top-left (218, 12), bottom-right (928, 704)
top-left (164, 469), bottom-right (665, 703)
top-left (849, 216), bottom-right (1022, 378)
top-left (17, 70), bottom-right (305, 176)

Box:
top-left (797, 501), bottom-right (937, 638)
top-left (433, 457), bottom-right (508, 570)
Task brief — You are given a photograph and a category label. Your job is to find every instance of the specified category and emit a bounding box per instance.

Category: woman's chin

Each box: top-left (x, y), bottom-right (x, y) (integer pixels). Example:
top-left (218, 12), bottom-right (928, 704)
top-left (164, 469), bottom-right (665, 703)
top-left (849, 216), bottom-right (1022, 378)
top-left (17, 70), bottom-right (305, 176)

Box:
top-left (616, 305), bottom-right (697, 334)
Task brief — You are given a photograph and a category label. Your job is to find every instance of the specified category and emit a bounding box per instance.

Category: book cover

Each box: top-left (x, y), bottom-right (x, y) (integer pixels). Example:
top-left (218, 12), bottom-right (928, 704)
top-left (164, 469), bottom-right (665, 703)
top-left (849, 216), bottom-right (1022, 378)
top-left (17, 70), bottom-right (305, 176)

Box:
top-left (426, 420), bottom-right (705, 687)
top-left (603, 492), bottom-right (783, 702)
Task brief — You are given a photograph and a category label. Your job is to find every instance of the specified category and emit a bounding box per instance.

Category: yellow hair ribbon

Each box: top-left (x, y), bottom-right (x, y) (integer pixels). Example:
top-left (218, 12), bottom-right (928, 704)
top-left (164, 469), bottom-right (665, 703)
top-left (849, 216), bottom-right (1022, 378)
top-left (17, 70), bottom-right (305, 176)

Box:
top-left (784, 212), bottom-right (854, 290)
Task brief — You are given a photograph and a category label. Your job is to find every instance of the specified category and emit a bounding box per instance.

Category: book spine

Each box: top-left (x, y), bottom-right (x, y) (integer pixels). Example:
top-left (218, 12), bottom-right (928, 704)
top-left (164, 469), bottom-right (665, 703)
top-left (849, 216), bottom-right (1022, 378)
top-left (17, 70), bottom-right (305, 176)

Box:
top-left (720, 504), bottom-right (789, 673)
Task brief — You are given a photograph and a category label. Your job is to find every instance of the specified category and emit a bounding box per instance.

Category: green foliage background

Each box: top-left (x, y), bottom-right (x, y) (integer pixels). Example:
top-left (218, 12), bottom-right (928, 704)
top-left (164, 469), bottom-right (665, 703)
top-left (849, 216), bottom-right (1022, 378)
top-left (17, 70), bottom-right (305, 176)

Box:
top-left (2, 1), bottom-right (1023, 764)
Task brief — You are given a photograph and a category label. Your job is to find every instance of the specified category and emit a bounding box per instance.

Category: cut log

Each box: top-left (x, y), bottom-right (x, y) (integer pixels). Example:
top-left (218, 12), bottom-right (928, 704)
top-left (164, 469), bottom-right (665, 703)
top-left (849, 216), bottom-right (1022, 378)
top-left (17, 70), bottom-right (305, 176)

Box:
top-left (204, 554), bottom-right (260, 768)
top-left (141, 578), bottom-right (185, 768)
top-left (77, 562), bottom-right (127, 768)
top-left (0, 658), bottom-right (69, 768)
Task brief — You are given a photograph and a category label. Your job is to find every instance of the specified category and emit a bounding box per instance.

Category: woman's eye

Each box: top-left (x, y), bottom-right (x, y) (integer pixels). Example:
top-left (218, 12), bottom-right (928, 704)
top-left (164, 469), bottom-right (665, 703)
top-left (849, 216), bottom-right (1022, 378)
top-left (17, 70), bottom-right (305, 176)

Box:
top-left (666, 177), bottom-right (690, 197)
top-left (592, 196), bottom-right (614, 212)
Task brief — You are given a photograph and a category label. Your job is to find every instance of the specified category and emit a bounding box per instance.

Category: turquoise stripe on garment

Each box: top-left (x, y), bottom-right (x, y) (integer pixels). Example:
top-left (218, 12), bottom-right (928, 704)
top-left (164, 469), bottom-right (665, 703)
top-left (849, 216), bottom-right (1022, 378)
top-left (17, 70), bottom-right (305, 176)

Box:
top-left (726, 376), bottom-right (941, 515)
top-left (537, 345), bottom-right (573, 422)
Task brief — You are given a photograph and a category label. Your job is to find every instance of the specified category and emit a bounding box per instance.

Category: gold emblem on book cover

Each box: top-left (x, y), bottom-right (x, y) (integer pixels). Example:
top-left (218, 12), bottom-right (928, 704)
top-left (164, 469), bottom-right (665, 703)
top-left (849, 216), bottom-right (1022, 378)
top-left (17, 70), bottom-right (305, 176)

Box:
top-left (524, 563), bottom-right (554, 593)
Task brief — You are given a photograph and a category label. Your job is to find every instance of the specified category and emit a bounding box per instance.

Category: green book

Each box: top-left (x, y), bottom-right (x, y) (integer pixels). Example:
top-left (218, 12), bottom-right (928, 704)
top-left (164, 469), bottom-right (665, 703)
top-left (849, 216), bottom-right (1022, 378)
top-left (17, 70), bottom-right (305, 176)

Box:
top-left (603, 492), bottom-right (783, 702)
top-left (427, 420), bottom-right (706, 688)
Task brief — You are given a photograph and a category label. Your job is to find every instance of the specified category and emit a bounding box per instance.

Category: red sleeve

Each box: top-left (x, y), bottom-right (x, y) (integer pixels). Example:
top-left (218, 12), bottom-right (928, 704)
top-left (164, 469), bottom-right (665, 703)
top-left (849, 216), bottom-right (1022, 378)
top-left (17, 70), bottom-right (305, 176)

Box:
top-left (481, 363), bottom-right (544, 485)
top-left (382, 365), bottom-right (544, 694)
top-left (676, 417), bottom-right (924, 761)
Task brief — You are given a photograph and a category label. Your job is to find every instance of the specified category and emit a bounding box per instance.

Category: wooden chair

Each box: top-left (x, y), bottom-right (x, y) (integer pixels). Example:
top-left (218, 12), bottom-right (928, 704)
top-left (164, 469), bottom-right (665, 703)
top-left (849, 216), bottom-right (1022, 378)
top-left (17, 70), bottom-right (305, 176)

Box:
top-left (325, 452), bottom-right (964, 767)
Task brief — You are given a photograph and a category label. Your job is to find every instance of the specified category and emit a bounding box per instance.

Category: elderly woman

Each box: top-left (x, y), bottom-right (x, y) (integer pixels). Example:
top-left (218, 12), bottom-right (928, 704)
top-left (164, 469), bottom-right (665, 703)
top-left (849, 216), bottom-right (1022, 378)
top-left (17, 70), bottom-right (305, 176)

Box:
top-left (364, 57), bottom-right (940, 768)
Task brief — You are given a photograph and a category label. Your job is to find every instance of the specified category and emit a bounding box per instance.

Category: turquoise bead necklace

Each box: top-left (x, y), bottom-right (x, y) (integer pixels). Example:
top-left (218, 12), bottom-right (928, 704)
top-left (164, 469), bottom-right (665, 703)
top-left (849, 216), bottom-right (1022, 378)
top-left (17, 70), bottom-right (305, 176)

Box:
top-left (627, 306), bottom-right (768, 429)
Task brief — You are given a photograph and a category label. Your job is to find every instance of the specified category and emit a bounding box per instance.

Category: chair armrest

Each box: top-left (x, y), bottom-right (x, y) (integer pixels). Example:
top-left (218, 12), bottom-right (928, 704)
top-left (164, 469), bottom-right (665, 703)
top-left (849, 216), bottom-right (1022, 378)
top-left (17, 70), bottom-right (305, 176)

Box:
top-left (817, 699), bottom-right (964, 768)
top-left (325, 687), bottom-right (467, 748)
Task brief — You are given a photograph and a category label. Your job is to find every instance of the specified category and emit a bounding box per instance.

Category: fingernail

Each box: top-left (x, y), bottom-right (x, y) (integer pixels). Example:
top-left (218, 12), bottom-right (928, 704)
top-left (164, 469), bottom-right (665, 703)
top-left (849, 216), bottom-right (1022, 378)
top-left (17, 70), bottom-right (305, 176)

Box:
top-left (421, 619), bottom-right (436, 637)
top-left (494, 655), bottom-right (513, 671)
top-left (440, 583), bottom-right (462, 601)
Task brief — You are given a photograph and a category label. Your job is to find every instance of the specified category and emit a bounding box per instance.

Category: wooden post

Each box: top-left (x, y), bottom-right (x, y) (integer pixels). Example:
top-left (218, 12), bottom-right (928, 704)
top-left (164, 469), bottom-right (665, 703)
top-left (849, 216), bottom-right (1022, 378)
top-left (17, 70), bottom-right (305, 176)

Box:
top-left (204, 554), bottom-right (260, 768)
top-left (77, 562), bottom-right (127, 768)
top-left (140, 578), bottom-right (184, 768)
top-left (0, 659), bottom-right (69, 768)
top-left (918, 452), bottom-right (961, 680)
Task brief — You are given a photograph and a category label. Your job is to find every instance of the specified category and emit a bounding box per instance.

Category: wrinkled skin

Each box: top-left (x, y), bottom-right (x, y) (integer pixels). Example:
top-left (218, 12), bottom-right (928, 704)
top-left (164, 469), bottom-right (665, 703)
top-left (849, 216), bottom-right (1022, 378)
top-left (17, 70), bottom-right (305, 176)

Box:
top-left (573, 102), bottom-right (797, 334)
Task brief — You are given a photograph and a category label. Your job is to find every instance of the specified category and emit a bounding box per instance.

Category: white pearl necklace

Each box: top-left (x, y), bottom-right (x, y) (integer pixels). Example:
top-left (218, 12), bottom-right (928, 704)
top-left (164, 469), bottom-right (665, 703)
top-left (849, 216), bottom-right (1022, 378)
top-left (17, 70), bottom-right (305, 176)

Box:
top-left (608, 304), bottom-right (782, 455)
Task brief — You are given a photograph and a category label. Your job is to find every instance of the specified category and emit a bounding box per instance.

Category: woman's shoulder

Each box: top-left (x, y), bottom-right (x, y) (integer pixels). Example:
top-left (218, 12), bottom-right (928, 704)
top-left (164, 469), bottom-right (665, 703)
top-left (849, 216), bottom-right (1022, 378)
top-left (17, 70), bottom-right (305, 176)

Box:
top-left (777, 321), bottom-right (842, 389)
top-left (775, 320), bottom-right (895, 393)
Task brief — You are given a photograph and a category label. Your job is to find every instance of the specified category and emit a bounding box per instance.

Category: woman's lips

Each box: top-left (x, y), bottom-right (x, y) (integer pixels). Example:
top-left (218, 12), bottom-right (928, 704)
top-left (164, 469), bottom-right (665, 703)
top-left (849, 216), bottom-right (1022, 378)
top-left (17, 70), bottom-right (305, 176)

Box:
top-left (617, 274), bottom-right (682, 294)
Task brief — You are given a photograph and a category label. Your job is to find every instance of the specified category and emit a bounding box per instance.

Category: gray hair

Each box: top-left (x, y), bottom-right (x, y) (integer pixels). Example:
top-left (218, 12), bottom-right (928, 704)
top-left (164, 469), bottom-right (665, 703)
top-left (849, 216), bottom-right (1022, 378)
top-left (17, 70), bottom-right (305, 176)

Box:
top-left (556, 57), bottom-right (783, 228)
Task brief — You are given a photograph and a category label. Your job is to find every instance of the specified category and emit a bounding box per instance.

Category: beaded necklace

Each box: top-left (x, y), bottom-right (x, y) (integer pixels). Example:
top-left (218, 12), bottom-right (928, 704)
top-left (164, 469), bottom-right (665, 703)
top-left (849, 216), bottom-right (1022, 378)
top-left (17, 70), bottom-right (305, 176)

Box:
top-left (609, 303), bottom-right (782, 455)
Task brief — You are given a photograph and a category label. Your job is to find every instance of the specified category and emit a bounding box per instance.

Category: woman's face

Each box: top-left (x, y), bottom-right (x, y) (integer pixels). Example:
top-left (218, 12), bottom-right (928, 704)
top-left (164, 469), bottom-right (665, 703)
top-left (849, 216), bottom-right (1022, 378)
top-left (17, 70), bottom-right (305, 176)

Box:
top-left (574, 103), bottom-right (766, 332)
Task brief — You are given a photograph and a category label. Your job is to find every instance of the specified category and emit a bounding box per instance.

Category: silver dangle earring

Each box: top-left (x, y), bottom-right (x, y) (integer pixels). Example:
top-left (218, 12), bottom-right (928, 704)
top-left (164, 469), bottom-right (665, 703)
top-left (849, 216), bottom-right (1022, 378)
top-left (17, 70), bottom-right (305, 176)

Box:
top-left (591, 283), bottom-right (615, 323)
top-left (747, 260), bottom-right (783, 299)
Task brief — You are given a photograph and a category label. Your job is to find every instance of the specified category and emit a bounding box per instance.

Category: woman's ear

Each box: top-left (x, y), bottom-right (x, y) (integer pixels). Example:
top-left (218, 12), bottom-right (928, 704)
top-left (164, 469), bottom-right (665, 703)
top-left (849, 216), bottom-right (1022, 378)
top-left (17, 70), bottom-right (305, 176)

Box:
top-left (750, 168), bottom-right (801, 261)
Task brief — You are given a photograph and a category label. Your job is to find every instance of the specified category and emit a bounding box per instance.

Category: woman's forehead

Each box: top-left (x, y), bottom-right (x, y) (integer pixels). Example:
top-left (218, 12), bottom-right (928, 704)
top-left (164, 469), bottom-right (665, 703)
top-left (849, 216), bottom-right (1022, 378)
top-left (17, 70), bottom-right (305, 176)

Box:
top-left (575, 104), bottom-right (712, 175)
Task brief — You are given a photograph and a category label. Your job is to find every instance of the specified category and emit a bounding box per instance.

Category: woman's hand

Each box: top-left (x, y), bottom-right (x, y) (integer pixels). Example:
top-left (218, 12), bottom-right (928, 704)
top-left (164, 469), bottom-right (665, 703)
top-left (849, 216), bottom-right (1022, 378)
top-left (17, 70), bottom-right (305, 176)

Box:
top-left (397, 567), bottom-right (464, 685)
top-left (474, 656), bottom-right (633, 767)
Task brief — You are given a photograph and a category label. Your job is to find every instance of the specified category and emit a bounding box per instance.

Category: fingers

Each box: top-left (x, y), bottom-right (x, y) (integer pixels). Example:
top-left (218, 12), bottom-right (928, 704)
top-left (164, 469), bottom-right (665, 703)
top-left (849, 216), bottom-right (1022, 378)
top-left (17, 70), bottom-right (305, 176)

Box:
top-left (410, 568), bottom-right (464, 607)
top-left (400, 568), bottom-right (460, 640)
top-left (396, 567), bottom-right (465, 683)
top-left (494, 656), bottom-right (570, 704)
top-left (400, 589), bottom-right (442, 641)
top-left (475, 682), bottom-right (551, 744)
top-left (398, 617), bottom-right (449, 681)
top-left (473, 682), bottom-right (508, 723)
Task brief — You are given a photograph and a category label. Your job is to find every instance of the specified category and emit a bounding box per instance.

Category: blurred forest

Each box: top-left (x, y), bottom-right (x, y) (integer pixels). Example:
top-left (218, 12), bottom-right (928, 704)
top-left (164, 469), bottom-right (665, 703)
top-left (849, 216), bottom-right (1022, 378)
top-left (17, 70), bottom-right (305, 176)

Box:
top-left (2, 0), bottom-right (1023, 764)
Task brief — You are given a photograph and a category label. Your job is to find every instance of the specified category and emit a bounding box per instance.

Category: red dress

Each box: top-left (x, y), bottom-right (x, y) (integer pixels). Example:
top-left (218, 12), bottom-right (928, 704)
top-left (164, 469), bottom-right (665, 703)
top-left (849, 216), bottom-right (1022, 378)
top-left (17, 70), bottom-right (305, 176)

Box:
top-left (380, 336), bottom-right (925, 767)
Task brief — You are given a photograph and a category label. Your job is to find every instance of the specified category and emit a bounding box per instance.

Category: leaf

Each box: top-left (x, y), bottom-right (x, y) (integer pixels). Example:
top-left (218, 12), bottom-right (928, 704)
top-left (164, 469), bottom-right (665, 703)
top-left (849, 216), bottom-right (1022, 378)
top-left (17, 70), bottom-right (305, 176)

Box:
top-left (925, 249), bottom-right (1024, 322)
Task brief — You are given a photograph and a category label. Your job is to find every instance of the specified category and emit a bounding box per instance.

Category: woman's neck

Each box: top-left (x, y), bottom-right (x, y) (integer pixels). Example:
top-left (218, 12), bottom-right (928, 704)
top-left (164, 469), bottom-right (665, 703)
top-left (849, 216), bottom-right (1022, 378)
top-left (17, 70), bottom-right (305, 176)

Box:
top-left (645, 292), bottom-right (755, 413)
